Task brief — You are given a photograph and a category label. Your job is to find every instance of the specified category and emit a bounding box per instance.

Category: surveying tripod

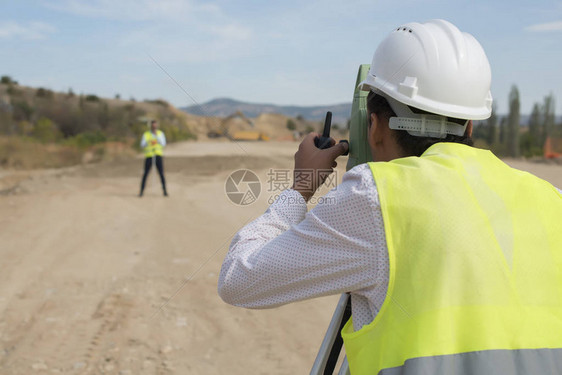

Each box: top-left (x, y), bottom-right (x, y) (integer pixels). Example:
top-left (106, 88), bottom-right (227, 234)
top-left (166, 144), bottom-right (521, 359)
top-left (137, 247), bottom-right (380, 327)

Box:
top-left (310, 294), bottom-right (352, 374)
top-left (310, 64), bottom-right (372, 375)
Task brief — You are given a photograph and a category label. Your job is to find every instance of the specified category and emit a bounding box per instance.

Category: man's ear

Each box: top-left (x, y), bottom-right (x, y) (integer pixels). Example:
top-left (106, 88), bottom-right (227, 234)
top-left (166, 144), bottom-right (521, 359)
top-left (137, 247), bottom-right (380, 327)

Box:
top-left (368, 112), bottom-right (375, 135)
top-left (368, 112), bottom-right (381, 149)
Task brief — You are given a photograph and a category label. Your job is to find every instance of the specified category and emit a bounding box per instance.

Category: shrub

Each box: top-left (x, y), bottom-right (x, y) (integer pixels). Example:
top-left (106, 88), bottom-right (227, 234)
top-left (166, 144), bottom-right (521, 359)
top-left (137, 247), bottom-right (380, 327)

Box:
top-left (36, 87), bottom-right (54, 99)
top-left (32, 117), bottom-right (61, 143)
top-left (1, 76), bottom-right (16, 85)
top-left (159, 121), bottom-right (196, 142)
top-left (519, 131), bottom-right (543, 158)
top-left (64, 131), bottom-right (107, 149)
top-left (12, 100), bottom-right (33, 121)
top-left (85, 94), bottom-right (100, 102)
top-left (144, 99), bottom-right (169, 107)
top-left (286, 119), bottom-right (296, 131)
top-left (16, 121), bottom-right (33, 136)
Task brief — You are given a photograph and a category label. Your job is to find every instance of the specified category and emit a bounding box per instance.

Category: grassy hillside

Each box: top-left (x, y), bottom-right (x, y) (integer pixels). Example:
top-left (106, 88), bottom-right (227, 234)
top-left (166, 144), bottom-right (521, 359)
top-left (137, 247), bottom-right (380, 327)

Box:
top-left (0, 76), bottom-right (197, 168)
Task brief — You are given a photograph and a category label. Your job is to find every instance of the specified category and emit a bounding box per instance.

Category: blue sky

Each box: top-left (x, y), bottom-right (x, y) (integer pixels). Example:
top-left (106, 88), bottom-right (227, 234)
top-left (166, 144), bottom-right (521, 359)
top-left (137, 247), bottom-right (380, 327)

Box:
top-left (1, 0), bottom-right (561, 115)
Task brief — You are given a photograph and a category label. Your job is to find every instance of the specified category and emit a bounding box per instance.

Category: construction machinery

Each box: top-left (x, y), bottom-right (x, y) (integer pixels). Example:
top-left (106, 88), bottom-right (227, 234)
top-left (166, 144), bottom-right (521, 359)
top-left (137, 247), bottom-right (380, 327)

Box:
top-left (230, 130), bottom-right (270, 141)
top-left (544, 136), bottom-right (562, 159)
top-left (207, 110), bottom-right (269, 141)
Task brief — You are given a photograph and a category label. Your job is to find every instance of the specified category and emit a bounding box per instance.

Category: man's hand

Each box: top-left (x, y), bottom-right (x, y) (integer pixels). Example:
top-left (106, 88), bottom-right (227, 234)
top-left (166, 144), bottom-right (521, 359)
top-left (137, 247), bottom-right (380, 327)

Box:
top-left (292, 133), bottom-right (349, 202)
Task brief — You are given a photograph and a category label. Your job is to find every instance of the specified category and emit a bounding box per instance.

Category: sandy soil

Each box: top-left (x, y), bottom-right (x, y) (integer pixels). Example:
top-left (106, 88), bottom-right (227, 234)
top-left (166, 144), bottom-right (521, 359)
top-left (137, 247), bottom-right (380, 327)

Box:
top-left (1, 141), bottom-right (561, 375)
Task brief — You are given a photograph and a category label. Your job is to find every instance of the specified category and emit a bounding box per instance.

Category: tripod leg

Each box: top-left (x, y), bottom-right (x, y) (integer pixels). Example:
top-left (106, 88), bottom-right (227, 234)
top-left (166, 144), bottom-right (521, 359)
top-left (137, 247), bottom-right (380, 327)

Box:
top-left (310, 294), bottom-right (352, 375)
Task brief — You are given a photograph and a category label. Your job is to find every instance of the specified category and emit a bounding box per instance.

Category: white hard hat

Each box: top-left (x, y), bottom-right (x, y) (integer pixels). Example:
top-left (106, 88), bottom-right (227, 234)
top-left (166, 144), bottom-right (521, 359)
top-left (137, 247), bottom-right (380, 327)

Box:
top-left (359, 19), bottom-right (493, 134)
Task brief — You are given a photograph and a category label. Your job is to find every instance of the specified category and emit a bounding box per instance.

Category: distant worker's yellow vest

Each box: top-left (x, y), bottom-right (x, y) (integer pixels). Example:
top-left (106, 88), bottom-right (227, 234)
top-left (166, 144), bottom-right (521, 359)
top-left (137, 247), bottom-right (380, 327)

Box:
top-left (143, 130), bottom-right (164, 157)
top-left (342, 143), bottom-right (562, 374)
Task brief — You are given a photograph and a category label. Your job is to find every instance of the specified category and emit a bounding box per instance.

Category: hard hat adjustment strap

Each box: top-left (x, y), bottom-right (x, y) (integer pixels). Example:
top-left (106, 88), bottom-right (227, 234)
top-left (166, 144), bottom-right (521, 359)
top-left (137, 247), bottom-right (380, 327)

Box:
top-left (440, 117), bottom-right (446, 137)
top-left (420, 116), bottom-right (427, 136)
top-left (389, 117), bottom-right (467, 139)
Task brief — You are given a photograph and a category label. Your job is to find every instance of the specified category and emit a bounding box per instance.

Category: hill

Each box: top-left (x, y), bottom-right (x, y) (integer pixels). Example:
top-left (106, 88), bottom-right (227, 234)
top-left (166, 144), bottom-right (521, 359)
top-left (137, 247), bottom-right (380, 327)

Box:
top-left (0, 77), bottom-right (199, 168)
top-left (0, 81), bottom-right (197, 143)
top-left (182, 98), bottom-right (352, 126)
top-left (0, 78), bottom-right (345, 168)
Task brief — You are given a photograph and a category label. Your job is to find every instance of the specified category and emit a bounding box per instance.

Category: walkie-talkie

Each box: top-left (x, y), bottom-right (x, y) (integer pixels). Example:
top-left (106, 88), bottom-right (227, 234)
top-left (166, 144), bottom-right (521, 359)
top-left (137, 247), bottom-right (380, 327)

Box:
top-left (314, 111), bottom-right (349, 155)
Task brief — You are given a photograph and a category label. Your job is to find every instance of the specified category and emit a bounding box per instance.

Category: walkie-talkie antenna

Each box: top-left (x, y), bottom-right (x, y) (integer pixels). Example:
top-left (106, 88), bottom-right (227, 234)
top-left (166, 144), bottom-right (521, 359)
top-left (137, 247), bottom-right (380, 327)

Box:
top-left (322, 112), bottom-right (332, 138)
top-left (315, 111), bottom-right (333, 149)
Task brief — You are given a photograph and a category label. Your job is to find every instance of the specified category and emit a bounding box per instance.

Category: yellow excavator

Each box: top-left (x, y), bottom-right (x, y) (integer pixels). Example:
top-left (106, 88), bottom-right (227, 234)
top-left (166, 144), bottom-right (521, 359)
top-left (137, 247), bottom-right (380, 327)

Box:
top-left (207, 111), bottom-right (269, 141)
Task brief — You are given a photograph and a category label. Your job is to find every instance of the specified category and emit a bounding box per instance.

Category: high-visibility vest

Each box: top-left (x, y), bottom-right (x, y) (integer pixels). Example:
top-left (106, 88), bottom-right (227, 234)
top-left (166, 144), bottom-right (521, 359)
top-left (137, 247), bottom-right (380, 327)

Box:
top-left (342, 142), bottom-right (562, 374)
top-left (143, 130), bottom-right (164, 157)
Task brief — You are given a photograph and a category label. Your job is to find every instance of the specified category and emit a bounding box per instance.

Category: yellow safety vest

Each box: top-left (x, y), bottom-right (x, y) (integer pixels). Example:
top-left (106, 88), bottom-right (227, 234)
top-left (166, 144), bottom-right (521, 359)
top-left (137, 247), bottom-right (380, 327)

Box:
top-left (342, 142), bottom-right (562, 374)
top-left (143, 130), bottom-right (164, 158)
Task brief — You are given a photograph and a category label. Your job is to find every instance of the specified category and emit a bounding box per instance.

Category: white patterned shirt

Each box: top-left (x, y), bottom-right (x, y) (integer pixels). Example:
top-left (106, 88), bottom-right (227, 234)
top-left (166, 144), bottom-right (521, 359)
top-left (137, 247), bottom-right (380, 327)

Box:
top-left (218, 163), bottom-right (562, 331)
top-left (219, 164), bottom-right (387, 331)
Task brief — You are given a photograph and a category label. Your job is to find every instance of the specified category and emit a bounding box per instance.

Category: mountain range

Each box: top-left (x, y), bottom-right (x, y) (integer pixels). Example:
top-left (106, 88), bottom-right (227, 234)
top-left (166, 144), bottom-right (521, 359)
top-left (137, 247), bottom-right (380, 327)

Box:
top-left (182, 98), bottom-right (562, 128)
top-left (181, 98), bottom-right (352, 126)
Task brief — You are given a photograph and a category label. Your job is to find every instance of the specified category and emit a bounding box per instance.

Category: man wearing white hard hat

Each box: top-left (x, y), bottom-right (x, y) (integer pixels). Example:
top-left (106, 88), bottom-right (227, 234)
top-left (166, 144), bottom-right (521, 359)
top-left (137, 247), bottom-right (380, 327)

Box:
top-left (219, 19), bottom-right (562, 374)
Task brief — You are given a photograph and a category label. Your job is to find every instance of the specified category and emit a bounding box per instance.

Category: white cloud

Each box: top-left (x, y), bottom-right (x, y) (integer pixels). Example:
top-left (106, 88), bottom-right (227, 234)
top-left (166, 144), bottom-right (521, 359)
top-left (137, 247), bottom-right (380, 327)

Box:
top-left (118, 25), bottom-right (254, 65)
top-left (206, 24), bottom-right (253, 41)
top-left (120, 74), bottom-right (145, 84)
top-left (43, 0), bottom-right (253, 63)
top-left (0, 21), bottom-right (56, 40)
top-left (525, 21), bottom-right (562, 32)
top-left (43, 0), bottom-right (220, 21)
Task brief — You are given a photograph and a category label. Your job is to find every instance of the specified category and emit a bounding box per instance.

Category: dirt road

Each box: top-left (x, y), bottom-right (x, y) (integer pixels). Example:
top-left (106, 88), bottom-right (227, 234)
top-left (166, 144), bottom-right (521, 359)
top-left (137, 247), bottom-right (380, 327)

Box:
top-left (1, 141), bottom-right (561, 374)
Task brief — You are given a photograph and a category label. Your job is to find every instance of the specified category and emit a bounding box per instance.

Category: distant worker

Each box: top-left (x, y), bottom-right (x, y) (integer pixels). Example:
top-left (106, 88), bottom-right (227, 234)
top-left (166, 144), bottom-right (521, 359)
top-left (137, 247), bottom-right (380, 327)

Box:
top-left (139, 120), bottom-right (168, 197)
top-left (218, 19), bottom-right (562, 374)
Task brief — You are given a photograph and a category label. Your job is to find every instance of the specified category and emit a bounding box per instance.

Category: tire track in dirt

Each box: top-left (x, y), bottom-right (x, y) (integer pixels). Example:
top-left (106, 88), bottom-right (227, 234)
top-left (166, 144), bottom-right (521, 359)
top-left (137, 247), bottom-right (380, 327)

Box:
top-left (81, 293), bottom-right (133, 374)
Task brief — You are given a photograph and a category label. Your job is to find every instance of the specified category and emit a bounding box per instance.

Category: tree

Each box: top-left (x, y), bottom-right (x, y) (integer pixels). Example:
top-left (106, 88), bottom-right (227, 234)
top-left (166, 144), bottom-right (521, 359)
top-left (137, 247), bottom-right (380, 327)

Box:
top-left (542, 93), bottom-right (555, 143)
top-left (507, 85), bottom-right (520, 157)
top-left (528, 103), bottom-right (542, 149)
top-left (485, 103), bottom-right (498, 147)
top-left (36, 87), bottom-right (54, 99)
top-left (1, 75), bottom-right (16, 85)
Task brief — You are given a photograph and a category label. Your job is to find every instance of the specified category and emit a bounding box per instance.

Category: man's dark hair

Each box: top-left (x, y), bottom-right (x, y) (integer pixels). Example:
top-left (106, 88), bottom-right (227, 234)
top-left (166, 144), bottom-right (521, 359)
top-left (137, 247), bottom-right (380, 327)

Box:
top-left (366, 91), bottom-right (473, 157)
